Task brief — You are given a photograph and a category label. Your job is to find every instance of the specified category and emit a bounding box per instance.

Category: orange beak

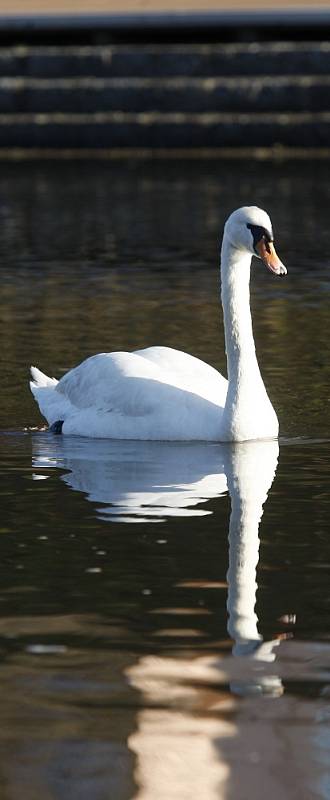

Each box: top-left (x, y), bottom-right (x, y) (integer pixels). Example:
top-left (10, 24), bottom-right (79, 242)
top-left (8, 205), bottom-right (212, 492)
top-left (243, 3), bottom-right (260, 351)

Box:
top-left (256, 239), bottom-right (287, 276)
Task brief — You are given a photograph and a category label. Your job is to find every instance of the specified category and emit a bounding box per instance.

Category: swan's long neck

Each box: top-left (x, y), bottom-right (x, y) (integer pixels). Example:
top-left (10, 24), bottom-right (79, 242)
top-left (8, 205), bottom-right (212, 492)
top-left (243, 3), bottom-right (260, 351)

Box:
top-left (221, 239), bottom-right (261, 387)
top-left (220, 237), bottom-right (278, 442)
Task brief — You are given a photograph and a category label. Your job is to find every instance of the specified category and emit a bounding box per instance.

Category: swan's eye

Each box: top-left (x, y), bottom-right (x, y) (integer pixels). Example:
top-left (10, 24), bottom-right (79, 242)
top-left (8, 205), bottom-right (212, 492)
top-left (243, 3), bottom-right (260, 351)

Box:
top-left (246, 223), bottom-right (273, 254)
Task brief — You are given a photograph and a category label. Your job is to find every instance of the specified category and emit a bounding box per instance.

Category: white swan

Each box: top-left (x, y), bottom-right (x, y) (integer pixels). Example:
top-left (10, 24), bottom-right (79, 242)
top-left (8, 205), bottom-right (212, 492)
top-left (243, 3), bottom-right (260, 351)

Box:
top-left (30, 206), bottom-right (287, 441)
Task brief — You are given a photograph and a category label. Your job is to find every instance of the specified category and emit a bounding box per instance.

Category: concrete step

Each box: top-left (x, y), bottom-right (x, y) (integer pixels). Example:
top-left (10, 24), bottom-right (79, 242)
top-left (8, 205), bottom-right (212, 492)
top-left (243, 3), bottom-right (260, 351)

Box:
top-left (0, 39), bottom-right (329, 148)
top-left (0, 75), bottom-right (329, 114)
top-left (0, 42), bottom-right (329, 78)
top-left (0, 111), bottom-right (328, 148)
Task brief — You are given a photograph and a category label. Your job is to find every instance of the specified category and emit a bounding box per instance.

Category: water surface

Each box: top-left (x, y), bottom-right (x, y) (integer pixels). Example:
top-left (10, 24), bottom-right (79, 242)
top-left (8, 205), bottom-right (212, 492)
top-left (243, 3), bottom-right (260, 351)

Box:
top-left (0, 158), bottom-right (330, 800)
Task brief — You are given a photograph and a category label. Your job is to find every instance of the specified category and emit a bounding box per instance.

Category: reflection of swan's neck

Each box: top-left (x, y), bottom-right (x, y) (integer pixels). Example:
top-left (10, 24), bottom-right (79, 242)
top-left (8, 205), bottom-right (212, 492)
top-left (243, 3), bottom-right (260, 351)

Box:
top-left (226, 481), bottom-right (263, 648)
top-left (226, 443), bottom-right (279, 654)
top-left (221, 240), bottom-right (261, 389)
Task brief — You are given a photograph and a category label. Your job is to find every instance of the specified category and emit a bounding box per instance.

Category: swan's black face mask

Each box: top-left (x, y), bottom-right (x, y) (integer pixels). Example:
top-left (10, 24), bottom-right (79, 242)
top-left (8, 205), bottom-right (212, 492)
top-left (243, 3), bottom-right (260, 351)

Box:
top-left (246, 223), bottom-right (273, 255)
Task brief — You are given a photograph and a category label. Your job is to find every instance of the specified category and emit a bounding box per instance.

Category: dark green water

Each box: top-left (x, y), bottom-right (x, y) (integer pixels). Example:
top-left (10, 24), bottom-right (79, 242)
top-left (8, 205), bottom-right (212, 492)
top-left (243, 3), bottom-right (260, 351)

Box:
top-left (0, 159), bottom-right (330, 799)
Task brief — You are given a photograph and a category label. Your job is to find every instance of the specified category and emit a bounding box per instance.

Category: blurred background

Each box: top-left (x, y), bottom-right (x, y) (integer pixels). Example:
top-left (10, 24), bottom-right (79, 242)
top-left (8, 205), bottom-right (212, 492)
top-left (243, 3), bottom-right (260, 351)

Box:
top-left (0, 0), bottom-right (329, 152)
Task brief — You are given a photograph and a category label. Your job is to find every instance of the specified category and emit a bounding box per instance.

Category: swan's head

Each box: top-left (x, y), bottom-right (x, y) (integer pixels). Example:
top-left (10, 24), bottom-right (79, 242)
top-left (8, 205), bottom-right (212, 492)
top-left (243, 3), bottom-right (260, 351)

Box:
top-left (224, 206), bottom-right (287, 276)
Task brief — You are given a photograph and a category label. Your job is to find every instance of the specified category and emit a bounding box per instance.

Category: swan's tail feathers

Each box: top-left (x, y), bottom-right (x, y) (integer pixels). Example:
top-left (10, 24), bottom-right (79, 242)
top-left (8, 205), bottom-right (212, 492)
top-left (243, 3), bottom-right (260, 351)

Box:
top-left (29, 366), bottom-right (70, 426)
top-left (30, 366), bottom-right (58, 389)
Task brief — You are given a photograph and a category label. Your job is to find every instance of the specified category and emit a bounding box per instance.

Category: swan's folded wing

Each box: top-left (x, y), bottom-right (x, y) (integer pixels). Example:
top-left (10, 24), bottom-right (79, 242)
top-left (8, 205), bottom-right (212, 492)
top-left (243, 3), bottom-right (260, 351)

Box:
top-left (55, 349), bottom-right (227, 418)
top-left (56, 352), bottom-right (159, 416)
top-left (136, 346), bottom-right (228, 406)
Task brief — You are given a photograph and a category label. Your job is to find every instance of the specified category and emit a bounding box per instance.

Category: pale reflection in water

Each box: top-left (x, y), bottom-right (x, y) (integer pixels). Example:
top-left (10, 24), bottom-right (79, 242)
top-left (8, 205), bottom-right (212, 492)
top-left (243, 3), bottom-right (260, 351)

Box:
top-left (32, 437), bottom-right (228, 522)
top-left (33, 437), bottom-right (278, 614)
top-left (33, 436), bottom-right (281, 689)
top-left (32, 436), bottom-right (296, 798)
top-left (226, 439), bottom-right (283, 698)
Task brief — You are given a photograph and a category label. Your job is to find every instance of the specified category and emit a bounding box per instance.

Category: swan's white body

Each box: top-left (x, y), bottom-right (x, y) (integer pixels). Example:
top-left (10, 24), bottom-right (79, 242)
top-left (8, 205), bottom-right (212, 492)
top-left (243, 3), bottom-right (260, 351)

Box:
top-left (30, 206), bottom-right (286, 442)
top-left (30, 348), bottom-right (227, 440)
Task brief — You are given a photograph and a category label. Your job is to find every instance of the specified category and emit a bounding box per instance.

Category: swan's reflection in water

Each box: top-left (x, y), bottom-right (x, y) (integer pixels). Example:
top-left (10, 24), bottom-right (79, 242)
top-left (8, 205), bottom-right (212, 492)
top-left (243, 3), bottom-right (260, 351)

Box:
top-left (226, 440), bottom-right (283, 697)
top-left (32, 436), bottom-right (295, 799)
top-left (33, 435), bottom-right (283, 697)
top-left (33, 437), bottom-right (228, 522)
